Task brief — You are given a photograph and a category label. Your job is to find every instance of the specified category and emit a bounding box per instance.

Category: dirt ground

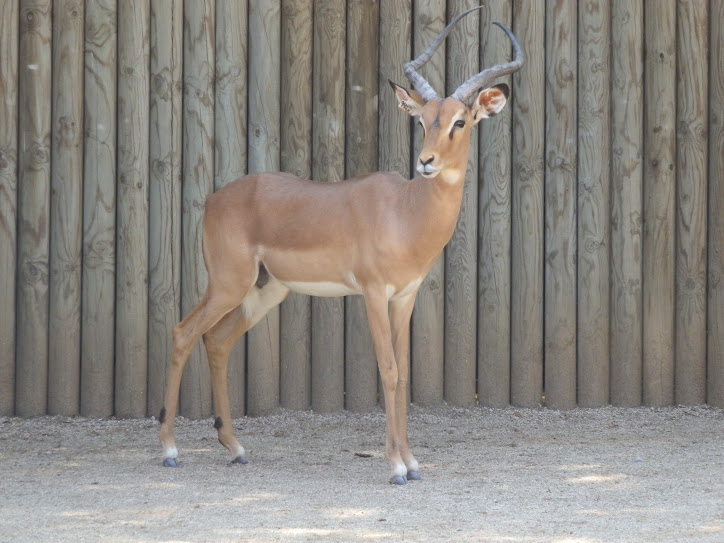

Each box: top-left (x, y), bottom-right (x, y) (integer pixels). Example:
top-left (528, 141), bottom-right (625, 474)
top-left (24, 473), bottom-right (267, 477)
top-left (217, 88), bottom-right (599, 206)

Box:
top-left (1, 404), bottom-right (724, 543)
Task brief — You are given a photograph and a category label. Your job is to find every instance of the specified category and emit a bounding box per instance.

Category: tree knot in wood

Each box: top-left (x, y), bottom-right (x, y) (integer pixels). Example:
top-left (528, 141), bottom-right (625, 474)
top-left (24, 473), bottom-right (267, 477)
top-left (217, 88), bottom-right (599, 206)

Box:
top-left (22, 259), bottom-right (49, 286)
top-left (28, 143), bottom-right (50, 170)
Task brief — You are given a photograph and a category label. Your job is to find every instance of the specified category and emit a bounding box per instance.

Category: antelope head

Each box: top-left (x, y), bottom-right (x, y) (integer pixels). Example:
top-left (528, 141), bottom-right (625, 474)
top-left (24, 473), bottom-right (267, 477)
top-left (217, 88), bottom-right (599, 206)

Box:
top-left (390, 7), bottom-right (524, 183)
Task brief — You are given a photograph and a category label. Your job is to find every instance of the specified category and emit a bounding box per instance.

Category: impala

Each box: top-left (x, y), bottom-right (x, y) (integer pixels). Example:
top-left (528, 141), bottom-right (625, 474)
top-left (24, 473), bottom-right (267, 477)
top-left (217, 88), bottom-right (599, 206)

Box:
top-left (158, 6), bottom-right (523, 484)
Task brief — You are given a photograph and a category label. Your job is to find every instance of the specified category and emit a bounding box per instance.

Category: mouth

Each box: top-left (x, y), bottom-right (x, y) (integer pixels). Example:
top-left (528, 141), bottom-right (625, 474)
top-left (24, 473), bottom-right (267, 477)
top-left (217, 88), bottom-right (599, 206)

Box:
top-left (417, 164), bottom-right (440, 178)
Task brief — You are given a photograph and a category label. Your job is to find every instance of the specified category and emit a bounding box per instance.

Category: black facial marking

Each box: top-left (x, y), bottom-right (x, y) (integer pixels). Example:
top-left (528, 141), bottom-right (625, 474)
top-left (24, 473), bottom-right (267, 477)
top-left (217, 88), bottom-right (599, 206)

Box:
top-left (214, 417), bottom-right (223, 430)
top-left (159, 407), bottom-right (166, 424)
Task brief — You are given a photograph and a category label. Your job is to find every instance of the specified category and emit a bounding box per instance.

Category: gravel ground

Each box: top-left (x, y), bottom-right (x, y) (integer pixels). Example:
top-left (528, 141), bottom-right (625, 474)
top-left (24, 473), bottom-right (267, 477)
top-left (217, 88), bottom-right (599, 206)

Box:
top-left (1, 404), bottom-right (724, 542)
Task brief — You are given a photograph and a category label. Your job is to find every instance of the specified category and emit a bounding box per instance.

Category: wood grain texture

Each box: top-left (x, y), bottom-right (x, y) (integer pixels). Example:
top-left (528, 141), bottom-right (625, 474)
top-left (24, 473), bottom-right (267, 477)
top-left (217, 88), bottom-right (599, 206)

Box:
top-left (180, 0), bottom-right (214, 419)
top-left (544, 0), bottom-right (577, 409)
top-left (148, 0), bottom-right (183, 417)
top-left (675, 0), bottom-right (708, 405)
top-left (116, 0), bottom-right (150, 418)
top-left (344, 0), bottom-right (379, 412)
top-left (378, 0), bottom-right (411, 176)
top-left (708, 0), bottom-right (724, 407)
top-left (215, 0), bottom-right (247, 417)
top-left (411, 0), bottom-right (445, 406)
top-left (279, 0), bottom-right (313, 411)
top-left (576, 0), bottom-right (610, 407)
top-left (48, 0), bottom-right (84, 415)
top-left (0, 0), bottom-right (18, 415)
top-left (247, 0), bottom-right (281, 416)
top-left (81, 0), bottom-right (116, 417)
top-left (510, 0), bottom-right (544, 407)
top-left (477, 0), bottom-right (512, 407)
top-left (444, 0), bottom-right (479, 407)
top-left (642, 0), bottom-right (676, 406)
top-left (311, 0), bottom-right (346, 413)
top-left (16, 0), bottom-right (52, 417)
top-left (610, 0), bottom-right (643, 407)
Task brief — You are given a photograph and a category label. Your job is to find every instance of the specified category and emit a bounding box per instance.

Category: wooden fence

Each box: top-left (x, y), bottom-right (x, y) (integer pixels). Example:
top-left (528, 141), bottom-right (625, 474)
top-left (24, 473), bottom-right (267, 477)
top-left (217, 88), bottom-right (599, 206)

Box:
top-left (0, 0), bottom-right (722, 418)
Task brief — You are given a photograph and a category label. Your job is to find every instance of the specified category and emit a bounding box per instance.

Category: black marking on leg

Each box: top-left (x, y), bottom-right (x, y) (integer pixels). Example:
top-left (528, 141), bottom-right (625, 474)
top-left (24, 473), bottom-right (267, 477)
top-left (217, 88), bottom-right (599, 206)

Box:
top-left (256, 263), bottom-right (270, 289)
top-left (214, 416), bottom-right (223, 430)
top-left (159, 407), bottom-right (166, 424)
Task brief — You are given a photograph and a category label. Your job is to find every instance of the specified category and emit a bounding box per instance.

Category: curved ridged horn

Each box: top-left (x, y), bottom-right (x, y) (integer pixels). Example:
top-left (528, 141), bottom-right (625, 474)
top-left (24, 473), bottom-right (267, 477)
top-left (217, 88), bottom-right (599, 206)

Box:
top-left (451, 22), bottom-right (524, 104)
top-left (403, 5), bottom-right (484, 102)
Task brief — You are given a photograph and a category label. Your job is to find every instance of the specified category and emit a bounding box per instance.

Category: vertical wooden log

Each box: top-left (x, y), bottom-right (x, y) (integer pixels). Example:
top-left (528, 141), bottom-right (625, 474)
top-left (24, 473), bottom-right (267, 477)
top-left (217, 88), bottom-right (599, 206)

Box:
top-left (410, 0), bottom-right (445, 406)
top-left (477, 0), bottom-right (512, 407)
top-left (642, 0), bottom-right (676, 406)
top-left (708, 0), bottom-right (724, 407)
top-left (610, 0), bottom-right (643, 406)
top-left (215, 0), bottom-right (247, 417)
top-left (510, 0), bottom-right (545, 407)
top-left (48, 0), bottom-right (84, 415)
top-left (16, 0), bottom-right (52, 417)
top-left (0, 0), bottom-right (18, 415)
top-left (544, 0), bottom-right (577, 409)
top-left (345, 0), bottom-right (379, 412)
top-left (675, 0), bottom-right (708, 405)
top-left (444, 0), bottom-right (479, 407)
top-left (576, 0), bottom-right (610, 407)
top-left (247, 0), bottom-right (281, 416)
top-left (279, 0), bottom-right (313, 411)
top-left (311, 0), bottom-right (346, 413)
top-left (180, 0), bottom-right (215, 419)
top-left (378, 1), bottom-right (411, 177)
top-left (148, 0), bottom-right (183, 417)
top-left (82, 0), bottom-right (116, 417)
top-left (116, 0), bottom-right (150, 418)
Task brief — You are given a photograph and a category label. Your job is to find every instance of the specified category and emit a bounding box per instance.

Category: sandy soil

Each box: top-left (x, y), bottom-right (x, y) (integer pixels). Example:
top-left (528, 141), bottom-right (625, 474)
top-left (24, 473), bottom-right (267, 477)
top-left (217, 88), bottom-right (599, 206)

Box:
top-left (1, 404), bottom-right (724, 543)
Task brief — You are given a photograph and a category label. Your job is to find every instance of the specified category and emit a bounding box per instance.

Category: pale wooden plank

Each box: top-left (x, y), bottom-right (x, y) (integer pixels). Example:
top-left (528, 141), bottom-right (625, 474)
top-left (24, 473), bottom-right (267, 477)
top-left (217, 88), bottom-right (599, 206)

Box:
top-left (279, 0), bottom-right (313, 411)
top-left (148, 0), bottom-right (183, 418)
top-left (81, 0), bottom-right (116, 418)
top-left (115, 0), bottom-right (150, 418)
top-left (246, 0), bottom-right (281, 416)
top-left (444, 0), bottom-right (479, 407)
top-left (576, 0), bottom-right (610, 407)
top-left (311, 0), bottom-right (346, 413)
top-left (179, 0), bottom-right (215, 419)
top-left (675, 0), bottom-right (708, 405)
top-left (610, 0), bottom-right (644, 407)
top-left (708, 0), bottom-right (724, 407)
top-left (0, 0), bottom-right (18, 415)
top-left (378, 0), bottom-right (411, 408)
top-left (215, 0), bottom-right (247, 417)
top-left (642, 0), bottom-right (676, 407)
top-left (48, 0), bottom-right (84, 415)
top-left (510, 0), bottom-right (545, 407)
top-left (344, 0), bottom-right (379, 412)
top-left (16, 0), bottom-right (52, 416)
top-left (410, 0), bottom-right (445, 406)
top-left (477, 0), bottom-right (513, 407)
top-left (544, 0), bottom-right (577, 409)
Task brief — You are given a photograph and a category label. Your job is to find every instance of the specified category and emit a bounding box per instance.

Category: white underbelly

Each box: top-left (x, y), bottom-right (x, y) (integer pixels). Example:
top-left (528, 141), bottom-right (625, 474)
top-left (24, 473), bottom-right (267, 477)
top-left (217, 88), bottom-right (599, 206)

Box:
top-left (282, 281), bottom-right (361, 297)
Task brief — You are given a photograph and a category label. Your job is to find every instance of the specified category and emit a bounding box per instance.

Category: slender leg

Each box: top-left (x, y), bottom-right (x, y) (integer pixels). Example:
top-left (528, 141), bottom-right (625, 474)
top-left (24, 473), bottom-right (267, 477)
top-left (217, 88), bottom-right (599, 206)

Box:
top-left (158, 282), bottom-right (251, 467)
top-left (363, 289), bottom-right (406, 484)
top-left (390, 291), bottom-right (420, 480)
top-left (203, 279), bottom-right (290, 464)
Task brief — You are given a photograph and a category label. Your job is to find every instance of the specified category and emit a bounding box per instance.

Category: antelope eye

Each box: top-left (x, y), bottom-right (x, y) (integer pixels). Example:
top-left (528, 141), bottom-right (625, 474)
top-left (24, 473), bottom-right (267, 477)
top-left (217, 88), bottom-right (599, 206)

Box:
top-left (454, 119), bottom-right (466, 128)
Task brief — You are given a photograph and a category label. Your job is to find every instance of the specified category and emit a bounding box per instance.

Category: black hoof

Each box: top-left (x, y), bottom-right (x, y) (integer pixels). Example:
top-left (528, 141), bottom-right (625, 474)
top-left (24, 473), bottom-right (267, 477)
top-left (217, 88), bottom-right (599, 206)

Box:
top-left (163, 458), bottom-right (179, 468)
top-left (407, 470), bottom-right (422, 481)
top-left (390, 475), bottom-right (407, 486)
top-left (231, 456), bottom-right (248, 465)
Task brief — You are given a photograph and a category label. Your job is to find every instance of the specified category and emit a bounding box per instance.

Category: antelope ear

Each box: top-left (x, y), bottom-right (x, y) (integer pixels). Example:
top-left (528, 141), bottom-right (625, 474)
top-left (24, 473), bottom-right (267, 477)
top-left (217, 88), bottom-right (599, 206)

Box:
top-left (471, 83), bottom-right (509, 124)
top-left (389, 80), bottom-right (425, 117)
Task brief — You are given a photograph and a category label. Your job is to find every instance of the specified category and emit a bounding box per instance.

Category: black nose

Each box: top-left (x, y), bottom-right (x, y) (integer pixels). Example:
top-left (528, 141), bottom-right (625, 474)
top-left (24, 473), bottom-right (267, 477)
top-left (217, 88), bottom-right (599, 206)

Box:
top-left (420, 156), bottom-right (434, 166)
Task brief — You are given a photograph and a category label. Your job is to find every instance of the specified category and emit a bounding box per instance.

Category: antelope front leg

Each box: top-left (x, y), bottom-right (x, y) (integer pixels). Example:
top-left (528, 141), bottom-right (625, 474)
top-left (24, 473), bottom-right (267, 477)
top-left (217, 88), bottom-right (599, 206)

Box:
top-left (390, 291), bottom-right (420, 480)
top-left (363, 290), bottom-right (406, 484)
